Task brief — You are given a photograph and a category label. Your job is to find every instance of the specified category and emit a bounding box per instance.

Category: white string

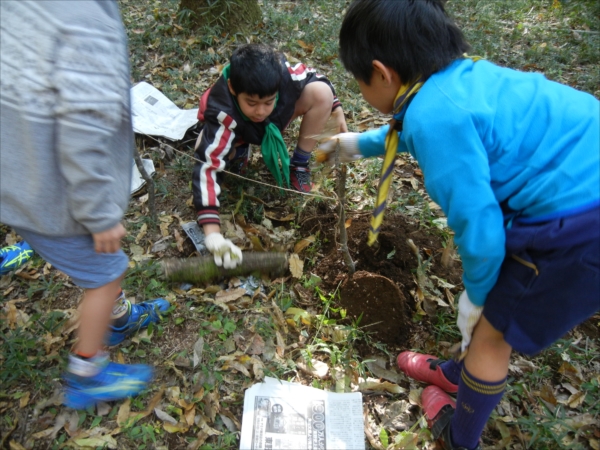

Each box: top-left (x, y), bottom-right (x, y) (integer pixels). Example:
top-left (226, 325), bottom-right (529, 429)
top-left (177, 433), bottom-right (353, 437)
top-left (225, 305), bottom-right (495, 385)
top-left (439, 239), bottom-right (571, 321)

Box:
top-left (140, 133), bottom-right (336, 201)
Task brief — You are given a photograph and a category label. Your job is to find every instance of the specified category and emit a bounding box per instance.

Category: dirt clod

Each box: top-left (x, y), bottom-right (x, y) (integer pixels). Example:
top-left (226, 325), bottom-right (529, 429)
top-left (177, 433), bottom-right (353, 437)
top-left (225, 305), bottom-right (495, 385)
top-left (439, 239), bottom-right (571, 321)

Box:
top-left (340, 270), bottom-right (408, 346)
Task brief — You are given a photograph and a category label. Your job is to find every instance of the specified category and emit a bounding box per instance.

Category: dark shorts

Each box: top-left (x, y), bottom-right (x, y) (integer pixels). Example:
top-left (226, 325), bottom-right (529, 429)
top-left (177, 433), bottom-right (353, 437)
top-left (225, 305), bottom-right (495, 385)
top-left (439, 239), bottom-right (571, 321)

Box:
top-left (484, 206), bottom-right (600, 355)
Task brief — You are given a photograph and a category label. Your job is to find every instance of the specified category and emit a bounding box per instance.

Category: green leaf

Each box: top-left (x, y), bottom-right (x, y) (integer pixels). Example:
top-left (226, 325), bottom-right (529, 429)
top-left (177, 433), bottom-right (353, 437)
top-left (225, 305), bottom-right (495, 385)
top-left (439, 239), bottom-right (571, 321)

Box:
top-left (91, 416), bottom-right (102, 428)
top-left (379, 427), bottom-right (389, 448)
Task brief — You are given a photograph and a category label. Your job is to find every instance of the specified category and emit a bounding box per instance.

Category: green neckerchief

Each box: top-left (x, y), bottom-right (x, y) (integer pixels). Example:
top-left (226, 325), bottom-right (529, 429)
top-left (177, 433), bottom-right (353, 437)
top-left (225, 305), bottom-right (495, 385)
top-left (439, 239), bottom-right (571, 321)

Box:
top-left (222, 64), bottom-right (290, 187)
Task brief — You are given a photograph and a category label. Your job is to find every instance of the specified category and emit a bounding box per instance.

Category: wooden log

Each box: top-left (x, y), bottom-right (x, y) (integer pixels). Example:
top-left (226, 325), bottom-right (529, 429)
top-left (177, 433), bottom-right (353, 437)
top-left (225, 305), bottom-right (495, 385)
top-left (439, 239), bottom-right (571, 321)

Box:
top-left (160, 253), bottom-right (289, 283)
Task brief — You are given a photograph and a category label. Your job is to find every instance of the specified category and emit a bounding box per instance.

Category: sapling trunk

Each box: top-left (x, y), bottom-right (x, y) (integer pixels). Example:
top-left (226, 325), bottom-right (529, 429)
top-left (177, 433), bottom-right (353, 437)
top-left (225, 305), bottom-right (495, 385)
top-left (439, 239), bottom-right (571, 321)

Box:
top-left (160, 253), bottom-right (288, 283)
top-left (335, 141), bottom-right (356, 274)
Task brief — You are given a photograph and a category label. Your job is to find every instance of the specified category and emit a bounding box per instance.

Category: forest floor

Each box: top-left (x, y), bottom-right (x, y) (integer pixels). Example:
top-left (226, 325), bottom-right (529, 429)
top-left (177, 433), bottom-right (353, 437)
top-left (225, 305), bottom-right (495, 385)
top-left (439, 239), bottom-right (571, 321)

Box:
top-left (1, 0), bottom-right (599, 449)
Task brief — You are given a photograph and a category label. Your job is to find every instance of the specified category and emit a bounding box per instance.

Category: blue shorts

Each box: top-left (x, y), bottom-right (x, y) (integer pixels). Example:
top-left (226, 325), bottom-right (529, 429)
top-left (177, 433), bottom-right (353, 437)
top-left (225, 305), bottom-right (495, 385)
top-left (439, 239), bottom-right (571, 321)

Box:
top-left (14, 228), bottom-right (129, 289)
top-left (483, 206), bottom-right (600, 355)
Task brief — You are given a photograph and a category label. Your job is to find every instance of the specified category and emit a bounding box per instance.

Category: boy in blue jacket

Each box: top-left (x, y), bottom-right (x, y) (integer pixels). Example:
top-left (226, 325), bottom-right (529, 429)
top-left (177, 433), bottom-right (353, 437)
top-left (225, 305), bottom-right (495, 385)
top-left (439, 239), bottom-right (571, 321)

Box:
top-left (319, 1), bottom-right (599, 448)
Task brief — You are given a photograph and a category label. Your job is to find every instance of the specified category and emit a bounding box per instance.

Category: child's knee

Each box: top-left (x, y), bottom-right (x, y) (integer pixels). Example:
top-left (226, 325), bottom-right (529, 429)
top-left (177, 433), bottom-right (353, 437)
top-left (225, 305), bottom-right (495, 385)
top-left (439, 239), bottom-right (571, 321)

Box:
top-left (471, 316), bottom-right (511, 355)
top-left (295, 82), bottom-right (333, 115)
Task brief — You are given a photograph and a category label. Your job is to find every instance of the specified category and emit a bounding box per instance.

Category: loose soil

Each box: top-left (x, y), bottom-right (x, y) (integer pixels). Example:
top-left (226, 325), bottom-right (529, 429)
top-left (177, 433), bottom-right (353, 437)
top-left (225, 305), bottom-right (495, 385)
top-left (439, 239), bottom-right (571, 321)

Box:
top-left (300, 204), bottom-right (464, 349)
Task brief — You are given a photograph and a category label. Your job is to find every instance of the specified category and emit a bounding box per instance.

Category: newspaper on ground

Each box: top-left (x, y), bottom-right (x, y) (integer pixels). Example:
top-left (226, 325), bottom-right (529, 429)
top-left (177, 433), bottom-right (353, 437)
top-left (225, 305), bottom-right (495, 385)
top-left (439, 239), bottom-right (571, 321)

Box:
top-left (181, 221), bottom-right (207, 254)
top-left (240, 377), bottom-right (365, 450)
top-left (131, 81), bottom-right (199, 141)
top-left (131, 158), bottom-right (156, 195)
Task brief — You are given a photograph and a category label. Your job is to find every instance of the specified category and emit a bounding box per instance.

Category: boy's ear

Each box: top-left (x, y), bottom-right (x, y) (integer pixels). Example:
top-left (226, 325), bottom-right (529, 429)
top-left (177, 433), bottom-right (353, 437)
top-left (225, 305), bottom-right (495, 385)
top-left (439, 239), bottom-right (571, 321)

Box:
top-left (227, 79), bottom-right (237, 96)
top-left (372, 60), bottom-right (400, 86)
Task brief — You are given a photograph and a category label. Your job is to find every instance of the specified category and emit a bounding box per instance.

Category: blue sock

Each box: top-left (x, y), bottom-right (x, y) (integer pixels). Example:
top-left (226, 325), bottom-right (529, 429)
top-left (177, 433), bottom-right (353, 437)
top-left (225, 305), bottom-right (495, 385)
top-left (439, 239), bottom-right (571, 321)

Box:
top-left (290, 145), bottom-right (311, 167)
top-left (451, 366), bottom-right (506, 449)
top-left (440, 359), bottom-right (462, 385)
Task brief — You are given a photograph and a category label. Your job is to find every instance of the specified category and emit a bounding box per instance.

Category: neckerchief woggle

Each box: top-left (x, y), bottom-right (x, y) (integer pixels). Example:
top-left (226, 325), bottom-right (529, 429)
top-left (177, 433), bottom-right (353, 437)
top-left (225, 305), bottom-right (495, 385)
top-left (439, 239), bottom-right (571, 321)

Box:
top-left (367, 56), bottom-right (482, 246)
top-left (222, 64), bottom-right (290, 187)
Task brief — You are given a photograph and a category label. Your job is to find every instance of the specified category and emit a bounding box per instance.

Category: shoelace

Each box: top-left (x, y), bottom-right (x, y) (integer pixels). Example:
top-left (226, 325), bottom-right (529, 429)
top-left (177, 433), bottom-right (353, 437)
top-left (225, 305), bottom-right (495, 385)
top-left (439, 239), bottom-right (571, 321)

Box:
top-left (293, 169), bottom-right (311, 186)
top-left (129, 302), bottom-right (162, 327)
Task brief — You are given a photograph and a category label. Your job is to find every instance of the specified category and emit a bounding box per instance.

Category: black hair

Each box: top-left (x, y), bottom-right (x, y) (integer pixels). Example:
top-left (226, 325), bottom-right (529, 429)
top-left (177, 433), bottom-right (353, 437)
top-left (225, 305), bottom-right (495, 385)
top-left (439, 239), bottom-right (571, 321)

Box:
top-left (339, 0), bottom-right (470, 84)
top-left (229, 44), bottom-right (282, 97)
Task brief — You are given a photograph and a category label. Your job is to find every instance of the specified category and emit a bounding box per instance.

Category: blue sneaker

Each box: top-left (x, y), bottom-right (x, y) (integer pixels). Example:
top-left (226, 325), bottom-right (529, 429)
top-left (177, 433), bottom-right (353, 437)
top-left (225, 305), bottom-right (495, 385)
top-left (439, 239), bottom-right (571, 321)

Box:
top-left (106, 298), bottom-right (170, 346)
top-left (0, 241), bottom-right (34, 275)
top-left (64, 358), bottom-right (153, 410)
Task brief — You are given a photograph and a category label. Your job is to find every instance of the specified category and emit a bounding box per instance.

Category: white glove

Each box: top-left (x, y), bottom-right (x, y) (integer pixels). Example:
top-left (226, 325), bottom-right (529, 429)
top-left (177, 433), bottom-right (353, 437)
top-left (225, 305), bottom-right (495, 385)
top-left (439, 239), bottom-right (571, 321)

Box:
top-left (457, 291), bottom-right (483, 352)
top-left (204, 233), bottom-right (243, 269)
top-left (316, 133), bottom-right (362, 164)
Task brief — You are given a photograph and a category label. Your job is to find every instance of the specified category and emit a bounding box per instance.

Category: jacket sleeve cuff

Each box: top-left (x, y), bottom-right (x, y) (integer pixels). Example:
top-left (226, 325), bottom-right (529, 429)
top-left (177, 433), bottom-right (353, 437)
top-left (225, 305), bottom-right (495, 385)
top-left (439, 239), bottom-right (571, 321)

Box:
top-left (197, 207), bottom-right (221, 227)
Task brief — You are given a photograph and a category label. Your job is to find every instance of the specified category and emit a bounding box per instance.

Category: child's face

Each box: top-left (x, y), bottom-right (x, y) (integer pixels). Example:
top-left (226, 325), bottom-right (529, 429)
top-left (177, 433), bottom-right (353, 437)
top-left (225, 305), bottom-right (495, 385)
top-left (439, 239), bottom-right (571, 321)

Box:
top-left (357, 66), bottom-right (401, 115)
top-left (235, 92), bottom-right (277, 123)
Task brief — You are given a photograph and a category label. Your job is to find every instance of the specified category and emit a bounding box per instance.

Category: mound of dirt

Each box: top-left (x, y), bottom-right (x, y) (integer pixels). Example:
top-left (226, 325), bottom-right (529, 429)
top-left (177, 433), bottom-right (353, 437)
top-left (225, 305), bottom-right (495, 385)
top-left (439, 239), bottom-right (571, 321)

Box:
top-left (301, 206), bottom-right (464, 348)
top-left (340, 271), bottom-right (408, 346)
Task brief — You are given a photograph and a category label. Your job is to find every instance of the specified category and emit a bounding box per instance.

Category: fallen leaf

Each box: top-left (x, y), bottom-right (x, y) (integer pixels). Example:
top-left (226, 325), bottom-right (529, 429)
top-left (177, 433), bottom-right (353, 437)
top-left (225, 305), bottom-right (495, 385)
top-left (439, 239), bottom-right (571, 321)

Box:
top-left (215, 287), bottom-right (246, 303)
top-left (9, 441), bottom-right (27, 450)
top-left (408, 389), bottom-right (422, 406)
top-left (166, 386), bottom-right (181, 403)
top-left (285, 307), bottom-right (313, 326)
top-left (275, 330), bottom-right (285, 357)
top-left (74, 436), bottom-right (117, 449)
top-left (289, 253), bottom-right (304, 278)
top-left (539, 385), bottom-right (557, 405)
top-left (164, 423), bottom-right (189, 433)
top-left (203, 391), bottom-right (220, 422)
top-left (297, 40), bottom-right (314, 52)
top-left (567, 391), bottom-right (586, 409)
top-left (155, 408), bottom-right (178, 425)
top-left (185, 407), bottom-right (196, 426)
top-left (219, 413), bottom-right (237, 432)
top-left (117, 399), bottom-right (131, 426)
top-left (359, 379), bottom-right (406, 394)
top-left (97, 402), bottom-right (111, 416)
top-left (247, 333), bottom-right (265, 355)
top-left (365, 356), bottom-right (403, 384)
top-left (135, 223), bottom-right (147, 244)
top-left (174, 229), bottom-right (185, 252)
top-left (18, 392), bottom-right (30, 408)
top-left (193, 337), bottom-right (204, 368)
top-left (297, 358), bottom-right (329, 379)
top-left (221, 361), bottom-right (251, 377)
top-left (293, 235), bottom-right (315, 253)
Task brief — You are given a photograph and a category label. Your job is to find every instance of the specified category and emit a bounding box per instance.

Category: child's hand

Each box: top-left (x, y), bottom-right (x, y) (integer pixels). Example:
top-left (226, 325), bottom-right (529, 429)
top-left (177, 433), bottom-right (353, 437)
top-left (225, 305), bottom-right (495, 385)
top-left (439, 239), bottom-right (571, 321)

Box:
top-left (92, 223), bottom-right (126, 253)
top-left (457, 291), bottom-right (483, 352)
top-left (205, 232), bottom-right (243, 269)
top-left (315, 132), bottom-right (361, 165)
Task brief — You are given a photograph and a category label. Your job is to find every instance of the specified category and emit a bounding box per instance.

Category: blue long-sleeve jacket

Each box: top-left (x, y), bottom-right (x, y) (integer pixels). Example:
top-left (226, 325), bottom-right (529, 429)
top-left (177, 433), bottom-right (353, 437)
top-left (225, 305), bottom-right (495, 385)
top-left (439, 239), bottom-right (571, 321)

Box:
top-left (359, 59), bottom-right (600, 306)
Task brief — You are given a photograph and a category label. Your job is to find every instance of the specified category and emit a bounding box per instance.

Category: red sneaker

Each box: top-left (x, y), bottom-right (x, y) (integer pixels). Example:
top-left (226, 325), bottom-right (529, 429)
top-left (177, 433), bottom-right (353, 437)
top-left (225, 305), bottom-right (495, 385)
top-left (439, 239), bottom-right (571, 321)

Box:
top-left (421, 386), bottom-right (481, 450)
top-left (397, 351), bottom-right (459, 393)
top-left (289, 165), bottom-right (313, 193)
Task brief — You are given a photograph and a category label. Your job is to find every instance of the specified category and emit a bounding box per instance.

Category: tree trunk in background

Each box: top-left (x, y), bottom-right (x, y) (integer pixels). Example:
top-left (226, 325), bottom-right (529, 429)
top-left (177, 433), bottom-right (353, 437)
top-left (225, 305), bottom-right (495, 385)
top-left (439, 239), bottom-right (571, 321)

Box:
top-left (179, 0), bottom-right (261, 34)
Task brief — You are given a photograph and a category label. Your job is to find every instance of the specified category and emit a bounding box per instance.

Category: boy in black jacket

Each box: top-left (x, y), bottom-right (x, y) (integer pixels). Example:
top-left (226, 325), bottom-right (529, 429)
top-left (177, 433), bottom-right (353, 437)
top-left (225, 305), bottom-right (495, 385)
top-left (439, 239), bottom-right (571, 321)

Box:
top-left (192, 44), bottom-right (347, 268)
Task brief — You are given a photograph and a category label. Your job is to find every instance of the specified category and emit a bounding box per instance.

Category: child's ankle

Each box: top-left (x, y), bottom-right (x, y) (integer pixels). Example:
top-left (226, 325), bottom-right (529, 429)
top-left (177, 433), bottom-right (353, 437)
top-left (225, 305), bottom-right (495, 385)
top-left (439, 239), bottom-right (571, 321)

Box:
top-left (111, 291), bottom-right (131, 327)
top-left (68, 351), bottom-right (108, 377)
